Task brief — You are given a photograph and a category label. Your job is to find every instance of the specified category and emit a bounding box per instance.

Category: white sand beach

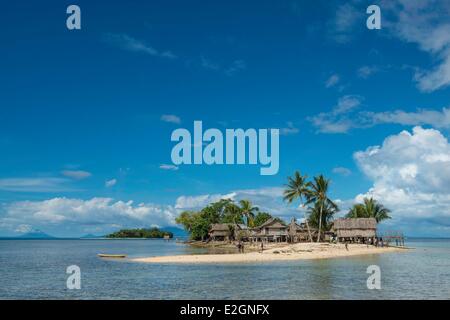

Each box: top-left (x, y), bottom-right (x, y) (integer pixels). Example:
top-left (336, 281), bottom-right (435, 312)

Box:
top-left (131, 242), bottom-right (408, 264)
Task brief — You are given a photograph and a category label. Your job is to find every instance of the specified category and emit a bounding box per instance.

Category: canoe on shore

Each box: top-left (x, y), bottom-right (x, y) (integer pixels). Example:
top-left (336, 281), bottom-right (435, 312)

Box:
top-left (97, 254), bottom-right (127, 258)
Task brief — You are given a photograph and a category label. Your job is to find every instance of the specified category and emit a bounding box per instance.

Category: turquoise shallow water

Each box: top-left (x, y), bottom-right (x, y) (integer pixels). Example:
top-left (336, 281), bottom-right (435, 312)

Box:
top-left (0, 238), bottom-right (449, 299)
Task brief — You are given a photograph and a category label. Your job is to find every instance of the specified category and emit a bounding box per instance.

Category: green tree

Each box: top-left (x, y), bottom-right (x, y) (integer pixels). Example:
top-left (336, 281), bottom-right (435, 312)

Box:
top-left (238, 199), bottom-right (259, 227)
top-left (221, 203), bottom-right (244, 224)
top-left (253, 212), bottom-right (272, 227)
top-left (175, 199), bottom-right (239, 240)
top-left (190, 216), bottom-right (211, 241)
top-left (283, 171), bottom-right (313, 242)
top-left (346, 197), bottom-right (391, 223)
top-left (106, 227), bottom-right (172, 239)
top-left (175, 211), bottom-right (197, 233)
top-left (202, 199), bottom-right (232, 223)
top-left (307, 201), bottom-right (337, 231)
top-left (175, 199), bottom-right (270, 240)
top-left (175, 210), bottom-right (211, 240)
top-left (306, 175), bottom-right (338, 242)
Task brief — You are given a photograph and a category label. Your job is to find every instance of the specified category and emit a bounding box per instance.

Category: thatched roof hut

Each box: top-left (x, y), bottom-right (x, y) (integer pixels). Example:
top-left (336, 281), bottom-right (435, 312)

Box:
top-left (247, 218), bottom-right (288, 242)
top-left (253, 218), bottom-right (287, 236)
top-left (209, 223), bottom-right (248, 240)
top-left (332, 218), bottom-right (377, 238)
top-left (209, 223), bottom-right (234, 239)
top-left (287, 218), bottom-right (317, 241)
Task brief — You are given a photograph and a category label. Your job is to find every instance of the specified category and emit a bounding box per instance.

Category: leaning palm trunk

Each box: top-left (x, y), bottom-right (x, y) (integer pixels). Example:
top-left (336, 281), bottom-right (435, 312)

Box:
top-left (300, 205), bottom-right (313, 243)
top-left (317, 203), bottom-right (323, 243)
top-left (304, 213), bottom-right (313, 243)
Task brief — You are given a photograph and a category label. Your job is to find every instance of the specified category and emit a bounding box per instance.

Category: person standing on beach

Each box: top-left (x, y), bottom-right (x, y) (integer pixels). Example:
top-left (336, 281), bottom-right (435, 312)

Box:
top-left (260, 241), bottom-right (264, 253)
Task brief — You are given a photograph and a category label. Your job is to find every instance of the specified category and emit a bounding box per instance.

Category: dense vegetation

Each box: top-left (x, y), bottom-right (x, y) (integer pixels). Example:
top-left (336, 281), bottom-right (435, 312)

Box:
top-left (176, 170), bottom-right (391, 241)
top-left (283, 171), bottom-right (391, 241)
top-left (175, 199), bottom-right (275, 240)
top-left (283, 171), bottom-right (339, 242)
top-left (346, 197), bottom-right (391, 222)
top-left (106, 227), bottom-right (173, 239)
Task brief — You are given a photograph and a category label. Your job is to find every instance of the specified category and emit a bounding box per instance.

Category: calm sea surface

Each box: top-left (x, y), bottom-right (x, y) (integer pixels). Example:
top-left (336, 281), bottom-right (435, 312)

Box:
top-left (0, 238), bottom-right (449, 299)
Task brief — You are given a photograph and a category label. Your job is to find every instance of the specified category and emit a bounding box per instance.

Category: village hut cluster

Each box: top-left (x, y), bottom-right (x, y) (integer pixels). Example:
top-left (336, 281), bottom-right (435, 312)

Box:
top-left (208, 217), bottom-right (404, 247)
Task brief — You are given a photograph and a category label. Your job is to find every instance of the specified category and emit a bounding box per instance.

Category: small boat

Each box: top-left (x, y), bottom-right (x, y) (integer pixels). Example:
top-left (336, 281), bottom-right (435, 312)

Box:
top-left (97, 253), bottom-right (127, 258)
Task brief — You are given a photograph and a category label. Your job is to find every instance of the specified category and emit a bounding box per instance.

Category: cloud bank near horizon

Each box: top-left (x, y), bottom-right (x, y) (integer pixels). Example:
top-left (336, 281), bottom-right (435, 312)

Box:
top-left (1, 126), bottom-right (449, 238)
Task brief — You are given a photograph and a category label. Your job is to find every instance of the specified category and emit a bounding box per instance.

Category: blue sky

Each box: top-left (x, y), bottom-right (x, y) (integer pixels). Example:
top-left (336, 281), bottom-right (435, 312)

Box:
top-left (1, 0), bottom-right (450, 237)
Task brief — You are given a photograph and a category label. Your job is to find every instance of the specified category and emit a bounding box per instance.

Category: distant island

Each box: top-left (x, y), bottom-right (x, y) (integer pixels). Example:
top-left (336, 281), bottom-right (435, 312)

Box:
top-left (106, 227), bottom-right (173, 239)
top-left (79, 234), bottom-right (103, 239)
top-left (18, 230), bottom-right (55, 239)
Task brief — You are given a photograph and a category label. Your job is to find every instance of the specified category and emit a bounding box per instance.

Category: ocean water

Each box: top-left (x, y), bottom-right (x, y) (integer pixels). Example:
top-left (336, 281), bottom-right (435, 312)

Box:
top-left (0, 238), bottom-right (449, 299)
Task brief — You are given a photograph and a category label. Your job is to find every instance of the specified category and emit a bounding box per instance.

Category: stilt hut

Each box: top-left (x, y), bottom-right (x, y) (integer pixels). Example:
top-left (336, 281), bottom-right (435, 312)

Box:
top-left (250, 218), bottom-right (288, 242)
top-left (209, 223), bottom-right (248, 241)
top-left (332, 218), bottom-right (377, 244)
top-left (208, 223), bottom-right (234, 241)
top-left (287, 218), bottom-right (316, 242)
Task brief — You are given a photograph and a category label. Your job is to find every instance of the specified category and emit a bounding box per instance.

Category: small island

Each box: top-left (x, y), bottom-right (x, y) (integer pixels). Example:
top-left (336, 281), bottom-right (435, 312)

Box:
top-left (131, 170), bottom-right (409, 264)
top-left (106, 227), bottom-right (173, 239)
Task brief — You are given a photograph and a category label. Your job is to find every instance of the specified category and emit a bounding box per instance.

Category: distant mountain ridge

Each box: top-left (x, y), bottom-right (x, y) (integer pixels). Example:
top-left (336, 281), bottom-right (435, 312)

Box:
top-left (18, 230), bottom-right (55, 239)
top-left (0, 227), bottom-right (187, 239)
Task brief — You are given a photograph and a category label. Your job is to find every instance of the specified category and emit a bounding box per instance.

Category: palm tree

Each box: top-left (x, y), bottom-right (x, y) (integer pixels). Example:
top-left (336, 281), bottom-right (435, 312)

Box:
top-left (223, 203), bottom-right (243, 224)
top-left (347, 204), bottom-right (365, 218)
top-left (346, 197), bottom-right (391, 223)
top-left (283, 171), bottom-right (313, 242)
top-left (238, 200), bottom-right (259, 227)
top-left (307, 201), bottom-right (337, 231)
top-left (306, 175), bottom-right (338, 242)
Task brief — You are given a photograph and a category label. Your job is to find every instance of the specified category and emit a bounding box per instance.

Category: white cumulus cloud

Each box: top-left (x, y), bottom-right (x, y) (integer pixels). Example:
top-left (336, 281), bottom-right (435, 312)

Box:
top-left (383, 0), bottom-right (450, 92)
top-left (61, 170), bottom-right (92, 180)
top-left (161, 114), bottom-right (181, 124)
top-left (310, 96), bottom-right (450, 134)
top-left (159, 164), bottom-right (179, 171)
top-left (308, 95), bottom-right (364, 133)
top-left (357, 66), bottom-right (379, 79)
top-left (280, 122), bottom-right (300, 136)
top-left (329, 2), bottom-right (362, 43)
top-left (353, 126), bottom-right (450, 235)
top-left (333, 167), bottom-right (352, 176)
top-left (175, 193), bottom-right (237, 210)
top-left (174, 187), bottom-right (299, 220)
top-left (14, 224), bottom-right (33, 234)
top-left (0, 178), bottom-right (74, 193)
top-left (105, 179), bottom-right (117, 188)
top-left (1, 197), bottom-right (178, 233)
top-left (103, 33), bottom-right (177, 59)
top-left (325, 74), bottom-right (340, 88)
